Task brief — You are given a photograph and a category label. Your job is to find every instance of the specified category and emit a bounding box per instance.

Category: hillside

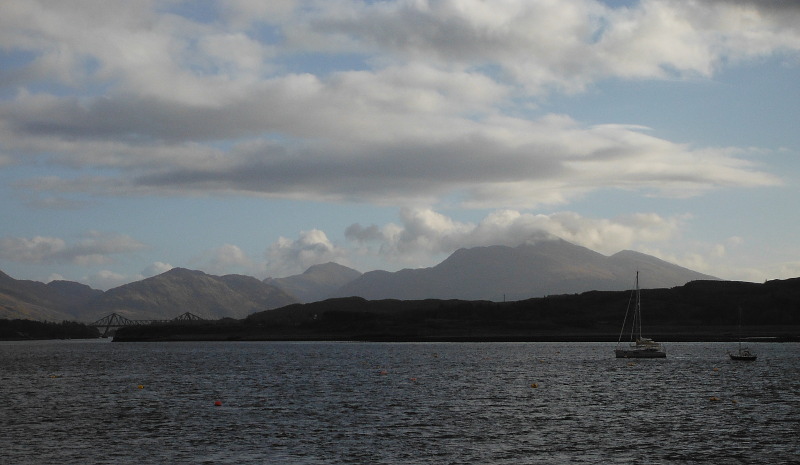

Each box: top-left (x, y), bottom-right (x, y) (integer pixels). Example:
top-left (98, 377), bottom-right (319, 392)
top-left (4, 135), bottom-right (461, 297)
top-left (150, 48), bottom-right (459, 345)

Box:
top-left (337, 239), bottom-right (716, 301)
top-left (0, 237), bottom-right (722, 321)
top-left (113, 277), bottom-right (800, 342)
top-left (0, 271), bottom-right (102, 320)
top-left (78, 268), bottom-right (298, 321)
top-left (265, 262), bottom-right (362, 303)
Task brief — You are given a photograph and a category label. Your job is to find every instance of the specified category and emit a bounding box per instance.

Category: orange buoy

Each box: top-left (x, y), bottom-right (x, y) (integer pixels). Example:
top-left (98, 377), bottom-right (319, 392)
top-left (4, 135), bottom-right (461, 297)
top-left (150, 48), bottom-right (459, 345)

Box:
top-left (379, 370), bottom-right (388, 375)
top-left (530, 383), bottom-right (539, 388)
top-left (214, 400), bottom-right (223, 406)
top-left (137, 384), bottom-right (144, 389)
top-left (710, 396), bottom-right (720, 401)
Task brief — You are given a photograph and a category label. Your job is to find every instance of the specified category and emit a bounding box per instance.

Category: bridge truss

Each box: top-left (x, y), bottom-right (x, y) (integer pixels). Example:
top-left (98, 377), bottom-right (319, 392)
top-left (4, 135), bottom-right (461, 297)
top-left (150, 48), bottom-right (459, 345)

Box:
top-left (89, 312), bottom-right (205, 336)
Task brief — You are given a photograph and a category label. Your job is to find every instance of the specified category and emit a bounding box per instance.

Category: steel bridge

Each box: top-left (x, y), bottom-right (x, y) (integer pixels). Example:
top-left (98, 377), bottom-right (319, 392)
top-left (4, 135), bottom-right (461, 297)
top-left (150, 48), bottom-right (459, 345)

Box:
top-left (89, 312), bottom-right (205, 336)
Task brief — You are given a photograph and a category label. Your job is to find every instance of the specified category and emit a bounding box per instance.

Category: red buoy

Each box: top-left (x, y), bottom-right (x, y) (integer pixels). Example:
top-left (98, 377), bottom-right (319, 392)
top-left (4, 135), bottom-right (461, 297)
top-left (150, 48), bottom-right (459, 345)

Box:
top-left (214, 400), bottom-right (223, 406)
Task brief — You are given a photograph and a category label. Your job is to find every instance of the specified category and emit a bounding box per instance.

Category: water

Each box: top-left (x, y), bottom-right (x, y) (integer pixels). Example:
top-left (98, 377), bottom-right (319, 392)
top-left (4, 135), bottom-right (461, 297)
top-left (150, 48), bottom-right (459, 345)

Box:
top-left (1, 340), bottom-right (797, 464)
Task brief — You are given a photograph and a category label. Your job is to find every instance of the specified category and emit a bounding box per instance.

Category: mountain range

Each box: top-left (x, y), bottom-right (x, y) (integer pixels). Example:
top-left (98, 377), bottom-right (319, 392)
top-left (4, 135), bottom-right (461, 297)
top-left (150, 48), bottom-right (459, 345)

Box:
top-left (335, 239), bottom-right (716, 300)
top-left (264, 262), bottom-right (362, 303)
top-left (0, 268), bottom-right (297, 322)
top-left (1, 237), bottom-right (718, 322)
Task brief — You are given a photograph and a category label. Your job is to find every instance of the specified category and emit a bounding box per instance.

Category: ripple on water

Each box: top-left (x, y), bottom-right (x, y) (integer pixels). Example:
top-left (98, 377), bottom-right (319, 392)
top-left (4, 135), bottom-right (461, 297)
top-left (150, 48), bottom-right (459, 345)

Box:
top-left (1, 340), bottom-right (798, 464)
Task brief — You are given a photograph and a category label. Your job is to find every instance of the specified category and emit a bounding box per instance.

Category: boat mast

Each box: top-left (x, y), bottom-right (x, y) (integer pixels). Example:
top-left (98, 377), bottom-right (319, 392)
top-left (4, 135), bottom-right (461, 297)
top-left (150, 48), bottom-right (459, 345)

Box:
top-left (626, 271), bottom-right (641, 343)
top-left (633, 271), bottom-right (642, 341)
top-left (737, 307), bottom-right (743, 351)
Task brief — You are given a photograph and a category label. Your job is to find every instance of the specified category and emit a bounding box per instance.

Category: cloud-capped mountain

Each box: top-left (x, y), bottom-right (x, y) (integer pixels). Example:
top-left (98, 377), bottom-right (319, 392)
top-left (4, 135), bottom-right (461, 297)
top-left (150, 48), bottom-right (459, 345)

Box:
top-left (264, 262), bottom-right (362, 303)
top-left (0, 237), bottom-right (719, 322)
top-left (336, 238), bottom-right (717, 301)
top-left (78, 268), bottom-right (298, 321)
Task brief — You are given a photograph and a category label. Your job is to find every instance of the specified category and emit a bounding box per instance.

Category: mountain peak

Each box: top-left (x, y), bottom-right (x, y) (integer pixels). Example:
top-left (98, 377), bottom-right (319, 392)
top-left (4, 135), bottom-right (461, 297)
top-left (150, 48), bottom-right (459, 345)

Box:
top-left (266, 262), bottom-right (362, 303)
top-left (338, 239), bottom-right (718, 301)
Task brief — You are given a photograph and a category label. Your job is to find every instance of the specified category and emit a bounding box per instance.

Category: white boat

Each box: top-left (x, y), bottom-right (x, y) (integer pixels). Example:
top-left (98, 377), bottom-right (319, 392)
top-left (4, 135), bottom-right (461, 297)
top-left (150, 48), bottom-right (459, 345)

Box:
top-left (729, 307), bottom-right (757, 361)
top-left (615, 272), bottom-right (666, 358)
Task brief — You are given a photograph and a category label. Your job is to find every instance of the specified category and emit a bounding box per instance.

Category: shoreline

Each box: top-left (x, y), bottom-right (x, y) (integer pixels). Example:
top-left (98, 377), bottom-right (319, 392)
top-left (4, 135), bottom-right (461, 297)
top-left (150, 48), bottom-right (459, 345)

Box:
top-left (111, 325), bottom-right (800, 343)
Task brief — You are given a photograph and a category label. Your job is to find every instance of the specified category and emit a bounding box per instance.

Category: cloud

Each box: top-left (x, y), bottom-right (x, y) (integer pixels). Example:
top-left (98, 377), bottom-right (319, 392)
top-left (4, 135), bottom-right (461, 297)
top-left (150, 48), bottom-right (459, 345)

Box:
top-left (3, 109), bottom-right (781, 208)
top-left (291, 0), bottom-right (800, 91)
top-left (265, 229), bottom-right (349, 277)
top-left (86, 269), bottom-right (131, 291)
top-left (0, 235), bottom-right (66, 263)
top-left (142, 261), bottom-right (174, 278)
top-left (0, 0), bottom-right (791, 210)
top-left (344, 207), bottom-right (687, 267)
top-left (0, 231), bottom-right (147, 265)
top-left (191, 244), bottom-right (257, 276)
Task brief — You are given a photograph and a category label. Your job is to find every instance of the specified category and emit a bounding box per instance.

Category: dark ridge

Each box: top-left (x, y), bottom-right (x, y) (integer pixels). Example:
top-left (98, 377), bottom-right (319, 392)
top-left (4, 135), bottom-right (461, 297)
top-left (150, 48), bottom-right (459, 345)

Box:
top-left (113, 278), bottom-right (800, 342)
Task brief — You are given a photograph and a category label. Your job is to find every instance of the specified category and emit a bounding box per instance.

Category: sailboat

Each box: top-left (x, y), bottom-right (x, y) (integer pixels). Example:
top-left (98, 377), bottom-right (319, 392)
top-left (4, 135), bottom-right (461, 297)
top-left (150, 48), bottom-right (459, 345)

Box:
top-left (729, 307), bottom-right (757, 361)
top-left (615, 272), bottom-right (666, 358)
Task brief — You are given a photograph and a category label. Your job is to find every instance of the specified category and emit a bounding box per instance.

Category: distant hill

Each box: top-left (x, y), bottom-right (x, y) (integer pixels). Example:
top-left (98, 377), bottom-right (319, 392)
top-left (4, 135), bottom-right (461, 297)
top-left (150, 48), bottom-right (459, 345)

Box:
top-left (0, 270), bottom-right (102, 321)
top-left (0, 237), bottom-right (720, 321)
top-left (78, 268), bottom-right (298, 321)
top-left (0, 267), bottom-right (299, 322)
top-left (114, 277), bottom-right (800, 342)
top-left (336, 239), bottom-right (717, 301)
top-left (265, 262), bottom-right (362, 303)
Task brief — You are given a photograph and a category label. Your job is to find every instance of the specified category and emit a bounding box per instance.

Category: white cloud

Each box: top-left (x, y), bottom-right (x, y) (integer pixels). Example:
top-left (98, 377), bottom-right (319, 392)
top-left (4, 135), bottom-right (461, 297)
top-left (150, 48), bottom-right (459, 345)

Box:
top-left (290, 0), bottom-right (800, 92)
top-left (87, 269), bottom-right (130, 291)
top-left (0, 0), bottom-right (791, 210)
top-left (265, 229), bottom-right (349, 277)
top-left (344, 207), bottom-right (688, 267)
top-left (191, 243), bottom-right (257, 276)
top-left (142, 261), bottom-right (174, 278)
top-left (0, 231), bottom-right (147, 265)
top-left (219, 0), bottom-right (297, 28)
top-left (1, 1), bottom-right (797, 286)
top-left (0, 235), bottom-right (66, 263)
top-left (340, 207), bottom-right (800, 282)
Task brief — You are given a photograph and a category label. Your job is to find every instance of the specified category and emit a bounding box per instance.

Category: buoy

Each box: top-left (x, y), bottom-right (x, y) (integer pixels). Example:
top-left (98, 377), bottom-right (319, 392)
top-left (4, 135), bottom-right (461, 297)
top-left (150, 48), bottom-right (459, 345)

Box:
top-left (137, 384), bottom-right (144, 389)
top-left (627, 362), bottom-right (635, 366)
top-left (712, 367), bottom-right (719, 372)
top-left (214, 400), bottom-right (222, 406)
top-left (410, 377), bottom-right (418, 382)
top-left (379, 370), bottom-right (388, 375)
top-left (530, 383), bottom-right (539, 388)
top-left (710, 396), bottom-right (720, 401)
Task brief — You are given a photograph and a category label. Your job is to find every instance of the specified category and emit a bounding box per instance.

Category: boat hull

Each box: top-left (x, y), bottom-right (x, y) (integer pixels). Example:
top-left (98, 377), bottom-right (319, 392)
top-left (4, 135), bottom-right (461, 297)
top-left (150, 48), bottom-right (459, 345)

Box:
top-left (615, 349), bottom-right (666, 359)
top-left (729, 352), bottom-right (757, 361)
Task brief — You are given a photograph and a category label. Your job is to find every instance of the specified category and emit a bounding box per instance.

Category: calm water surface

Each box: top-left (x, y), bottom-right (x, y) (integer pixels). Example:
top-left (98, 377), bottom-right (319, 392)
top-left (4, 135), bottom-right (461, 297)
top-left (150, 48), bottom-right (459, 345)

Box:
top-left (1, 340), bottom-right (797, 464)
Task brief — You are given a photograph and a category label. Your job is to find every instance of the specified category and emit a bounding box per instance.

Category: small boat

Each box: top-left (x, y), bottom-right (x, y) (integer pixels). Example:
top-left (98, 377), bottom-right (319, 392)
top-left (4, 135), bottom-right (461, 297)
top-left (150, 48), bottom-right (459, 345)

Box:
top-left (615, 272), bottom-right (666, 358)
top-left (729, 307), bottom-right (757, 361)
top-left (729, 348), bottom-right (757, 361)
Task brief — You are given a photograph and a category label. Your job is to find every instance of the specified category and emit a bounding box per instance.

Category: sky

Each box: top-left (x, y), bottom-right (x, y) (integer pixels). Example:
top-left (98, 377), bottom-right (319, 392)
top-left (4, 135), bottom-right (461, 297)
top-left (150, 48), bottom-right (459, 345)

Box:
top-left (1, 0), bottom-right (799, 290)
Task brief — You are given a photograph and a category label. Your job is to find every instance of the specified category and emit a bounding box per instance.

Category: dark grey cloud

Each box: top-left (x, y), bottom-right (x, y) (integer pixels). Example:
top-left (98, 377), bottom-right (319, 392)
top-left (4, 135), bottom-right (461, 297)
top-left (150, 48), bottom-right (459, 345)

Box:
top-left (345, 223), bottom-right (383, 242)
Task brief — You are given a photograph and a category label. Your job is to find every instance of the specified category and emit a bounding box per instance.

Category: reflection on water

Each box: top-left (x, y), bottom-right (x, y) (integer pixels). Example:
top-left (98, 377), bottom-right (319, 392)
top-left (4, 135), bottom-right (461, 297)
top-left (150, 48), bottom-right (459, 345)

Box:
top-left (1, 340), bottom-right (798, 464)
